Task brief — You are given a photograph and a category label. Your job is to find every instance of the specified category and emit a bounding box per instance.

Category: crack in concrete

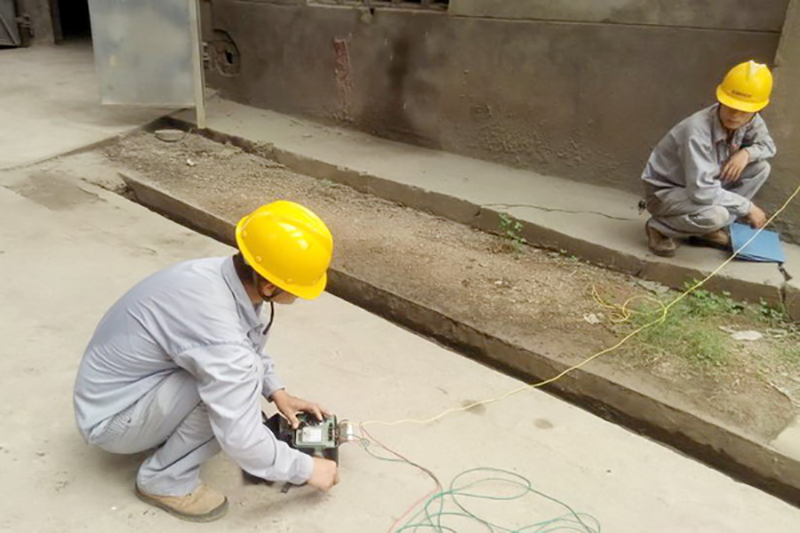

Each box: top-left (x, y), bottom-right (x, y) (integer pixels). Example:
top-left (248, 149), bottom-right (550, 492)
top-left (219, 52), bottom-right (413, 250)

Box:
top-left (482, 202), bottom-right (636, 222)
top-left (780, 278), bottom-right (791, 313)
top-left (778, 263), bottom-right (793, 283)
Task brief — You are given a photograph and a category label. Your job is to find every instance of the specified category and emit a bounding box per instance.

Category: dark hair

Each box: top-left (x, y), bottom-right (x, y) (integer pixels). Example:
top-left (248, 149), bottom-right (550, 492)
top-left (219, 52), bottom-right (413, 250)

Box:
top-left (233, 253), bottom-right (257, 281)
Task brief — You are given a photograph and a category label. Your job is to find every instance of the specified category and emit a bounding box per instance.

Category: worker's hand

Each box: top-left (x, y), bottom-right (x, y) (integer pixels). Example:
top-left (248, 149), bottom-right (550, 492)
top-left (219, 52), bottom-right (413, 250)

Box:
top-left (721, 149), bottom-right (750, 184)
top-left (745, 203), bottom-right (768, 229)
top-left (307, 457), bottom-right (339, 492)
top-left (271, 389), bottom-right (331, 428)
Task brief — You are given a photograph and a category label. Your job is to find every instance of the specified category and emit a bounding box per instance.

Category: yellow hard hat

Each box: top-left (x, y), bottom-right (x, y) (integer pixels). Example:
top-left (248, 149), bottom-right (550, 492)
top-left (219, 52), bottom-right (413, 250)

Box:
top-left (716, 60), bottom-right (773, 113)
top-left (235, 201), bottom-right (333, 300)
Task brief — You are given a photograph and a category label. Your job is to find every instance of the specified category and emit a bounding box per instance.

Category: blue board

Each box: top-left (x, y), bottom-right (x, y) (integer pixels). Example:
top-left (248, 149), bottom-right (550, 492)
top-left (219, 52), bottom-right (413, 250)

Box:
top-left (730, 222), bottom-right (786, 263)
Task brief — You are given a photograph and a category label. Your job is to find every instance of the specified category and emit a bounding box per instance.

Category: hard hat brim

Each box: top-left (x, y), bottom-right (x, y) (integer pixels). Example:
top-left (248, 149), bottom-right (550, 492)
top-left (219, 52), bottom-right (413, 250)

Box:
top-left (279, 272), bottom-right (327, 301)
top-left (716, 86), bottom-right (769, 113)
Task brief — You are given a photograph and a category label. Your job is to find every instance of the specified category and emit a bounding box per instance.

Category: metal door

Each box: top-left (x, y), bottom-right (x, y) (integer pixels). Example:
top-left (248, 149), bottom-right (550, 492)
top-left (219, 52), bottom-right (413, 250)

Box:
top-left (0, 0), bottom-right (21, 47)
top-left (87, 0), bottom-right (205, 124)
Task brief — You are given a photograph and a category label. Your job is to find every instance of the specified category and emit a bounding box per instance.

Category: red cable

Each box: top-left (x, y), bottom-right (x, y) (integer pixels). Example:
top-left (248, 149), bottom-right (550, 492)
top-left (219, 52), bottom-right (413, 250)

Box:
top-left (359, 425), bottom-right (441, 533)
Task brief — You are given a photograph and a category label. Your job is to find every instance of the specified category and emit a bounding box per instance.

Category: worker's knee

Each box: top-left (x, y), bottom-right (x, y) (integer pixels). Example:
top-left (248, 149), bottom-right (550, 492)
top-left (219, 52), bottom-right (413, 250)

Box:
top-left (746, 159), bottom-right (771, 180)
top-left (690, 206), bottom-right (729, 232)
top-left (754, 159), bottom-right (770, 175)
top-left (183, 403), bottom-right (215, 439)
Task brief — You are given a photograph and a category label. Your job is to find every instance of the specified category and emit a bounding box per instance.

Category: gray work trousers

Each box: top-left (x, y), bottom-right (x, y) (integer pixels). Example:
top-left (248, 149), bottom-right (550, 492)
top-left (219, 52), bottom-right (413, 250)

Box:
top-left (645, 160), bottom-right (770, 238)
top-left (88, 371), bottom-right (220, 497)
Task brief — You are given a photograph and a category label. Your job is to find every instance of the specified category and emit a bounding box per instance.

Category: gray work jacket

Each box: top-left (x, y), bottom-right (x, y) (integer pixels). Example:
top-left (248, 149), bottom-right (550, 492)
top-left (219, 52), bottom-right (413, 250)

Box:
top-left (73, 256), bottom-right (314, 484)
top-left (641, 104), bottom-right (776, 217)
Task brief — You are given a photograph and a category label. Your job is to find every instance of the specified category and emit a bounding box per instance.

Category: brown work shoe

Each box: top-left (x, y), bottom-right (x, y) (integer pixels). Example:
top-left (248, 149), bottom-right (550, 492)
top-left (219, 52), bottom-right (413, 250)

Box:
top-left (135, 484), bottom-right (228, 522)
top-left (646, 222), bottom-right (677, 257)
top-left (697, 229), bottom-right (731, 250)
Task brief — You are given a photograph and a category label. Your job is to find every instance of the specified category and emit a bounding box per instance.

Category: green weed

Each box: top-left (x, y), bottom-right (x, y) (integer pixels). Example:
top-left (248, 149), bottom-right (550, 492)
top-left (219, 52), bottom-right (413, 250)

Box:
top-left (683, 288), bottom-right (744, 318)
top-left (624, 285), bottom-right (744, 368)
top-left (498, 213), bottom-right (527, 254)
top-left (778, 342), bottom-right (800, 365)
top-left (756, 298), bottom-right (790, 326)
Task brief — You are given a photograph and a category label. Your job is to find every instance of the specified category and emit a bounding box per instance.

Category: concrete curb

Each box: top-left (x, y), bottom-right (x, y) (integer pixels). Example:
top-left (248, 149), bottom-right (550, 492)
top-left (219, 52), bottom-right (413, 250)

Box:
top-left (159, 116), bottom-right (798, 321)
top-left (121, 170), bottom-right (800, 507)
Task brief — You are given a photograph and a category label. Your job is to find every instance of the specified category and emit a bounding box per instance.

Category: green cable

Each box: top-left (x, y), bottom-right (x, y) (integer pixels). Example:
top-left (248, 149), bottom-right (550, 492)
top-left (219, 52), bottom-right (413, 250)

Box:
top-left (360, 438), bottom-right (600, 533)
top-left (398, 468), bottom-right (599, 533)
top-left (395, 468), bottom-right (600, 533)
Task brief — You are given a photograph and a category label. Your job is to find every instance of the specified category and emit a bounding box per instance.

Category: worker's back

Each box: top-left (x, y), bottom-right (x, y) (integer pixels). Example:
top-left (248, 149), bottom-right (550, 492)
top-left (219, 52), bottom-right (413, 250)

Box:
top-left (73, 257), bottom-right (248, 440)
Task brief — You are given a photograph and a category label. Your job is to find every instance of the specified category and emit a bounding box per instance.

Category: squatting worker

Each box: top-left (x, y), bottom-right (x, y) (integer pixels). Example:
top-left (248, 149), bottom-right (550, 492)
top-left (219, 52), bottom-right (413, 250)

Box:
top-left (642, 60), bottom-right (776, 257)
top-left (73, 201), bottom-right (339, 522)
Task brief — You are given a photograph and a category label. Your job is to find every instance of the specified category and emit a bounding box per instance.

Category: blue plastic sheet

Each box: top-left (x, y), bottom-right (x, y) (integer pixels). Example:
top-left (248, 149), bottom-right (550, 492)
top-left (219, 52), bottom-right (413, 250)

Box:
top-left (730, 222), bottom-right (785, 263)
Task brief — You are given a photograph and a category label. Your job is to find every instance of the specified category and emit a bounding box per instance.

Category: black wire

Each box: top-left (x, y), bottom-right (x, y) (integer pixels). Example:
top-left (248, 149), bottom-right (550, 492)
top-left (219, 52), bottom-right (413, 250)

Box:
top-left (264, 300), bottom-right (275, 335)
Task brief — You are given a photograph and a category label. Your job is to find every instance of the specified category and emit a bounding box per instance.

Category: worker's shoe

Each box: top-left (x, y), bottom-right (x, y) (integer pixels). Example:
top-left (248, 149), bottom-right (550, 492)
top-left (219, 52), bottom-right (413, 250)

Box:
top-left (646, 222), bottom-right (677, 257)
top-left (135, 484), bottom-right (229, 522)
top-left (696, 229), bottom-right (731, 250)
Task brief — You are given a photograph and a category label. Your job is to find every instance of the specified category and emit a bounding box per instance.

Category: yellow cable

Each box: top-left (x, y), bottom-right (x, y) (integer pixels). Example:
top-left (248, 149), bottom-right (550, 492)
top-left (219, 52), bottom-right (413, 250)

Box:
top-left (361, 185), bottom-right (800, 428)
top-left (590, 285), bottom-right (666, 323)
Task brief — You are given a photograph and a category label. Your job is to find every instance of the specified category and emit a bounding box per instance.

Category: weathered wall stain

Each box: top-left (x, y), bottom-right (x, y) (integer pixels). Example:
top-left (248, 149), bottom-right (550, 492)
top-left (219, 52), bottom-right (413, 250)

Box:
top-left (333, 37), bottom-right (354, 122)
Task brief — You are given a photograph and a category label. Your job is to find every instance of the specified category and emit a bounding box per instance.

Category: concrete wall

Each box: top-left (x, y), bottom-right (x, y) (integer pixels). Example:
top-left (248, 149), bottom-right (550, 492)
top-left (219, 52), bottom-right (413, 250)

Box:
top-left (766, 0), bottom-right (800, 238)
top-left (205, 0), bottom-right (797, 235)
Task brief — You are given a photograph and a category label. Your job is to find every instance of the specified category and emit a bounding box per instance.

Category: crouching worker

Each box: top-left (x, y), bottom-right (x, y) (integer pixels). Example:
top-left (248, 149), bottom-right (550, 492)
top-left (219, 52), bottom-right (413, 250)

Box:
top-left (642, 61), bottom-right (776, 257)
top-left (73, 201), bottom-right (339, 522)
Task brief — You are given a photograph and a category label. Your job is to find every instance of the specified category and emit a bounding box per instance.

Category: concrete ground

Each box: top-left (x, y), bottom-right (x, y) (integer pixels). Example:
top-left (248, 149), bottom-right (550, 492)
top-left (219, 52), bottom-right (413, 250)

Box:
top-left (0, 42), bottom-right (168, 170)
top-left (1, 151), bottom-right (800, 533)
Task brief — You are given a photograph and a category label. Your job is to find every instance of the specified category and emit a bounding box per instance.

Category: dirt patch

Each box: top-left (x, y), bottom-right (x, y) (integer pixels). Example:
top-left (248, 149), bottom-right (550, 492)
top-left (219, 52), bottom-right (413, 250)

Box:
top-left (9, 172), bottom-right (98, 210)
top-left (102, 132), bottom-right (797, 440)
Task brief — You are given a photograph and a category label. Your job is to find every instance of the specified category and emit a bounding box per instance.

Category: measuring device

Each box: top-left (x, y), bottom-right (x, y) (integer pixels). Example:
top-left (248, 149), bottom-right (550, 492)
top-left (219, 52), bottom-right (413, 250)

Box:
top-left (243, 412), bottom-right (356, 490)
top-left (266, 412), bottom-right (356, 464)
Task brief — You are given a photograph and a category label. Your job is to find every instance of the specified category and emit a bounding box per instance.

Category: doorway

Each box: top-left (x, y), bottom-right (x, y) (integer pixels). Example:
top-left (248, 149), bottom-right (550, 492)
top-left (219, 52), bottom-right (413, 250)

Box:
top-left (53, 0), bottom-right (91, 41)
